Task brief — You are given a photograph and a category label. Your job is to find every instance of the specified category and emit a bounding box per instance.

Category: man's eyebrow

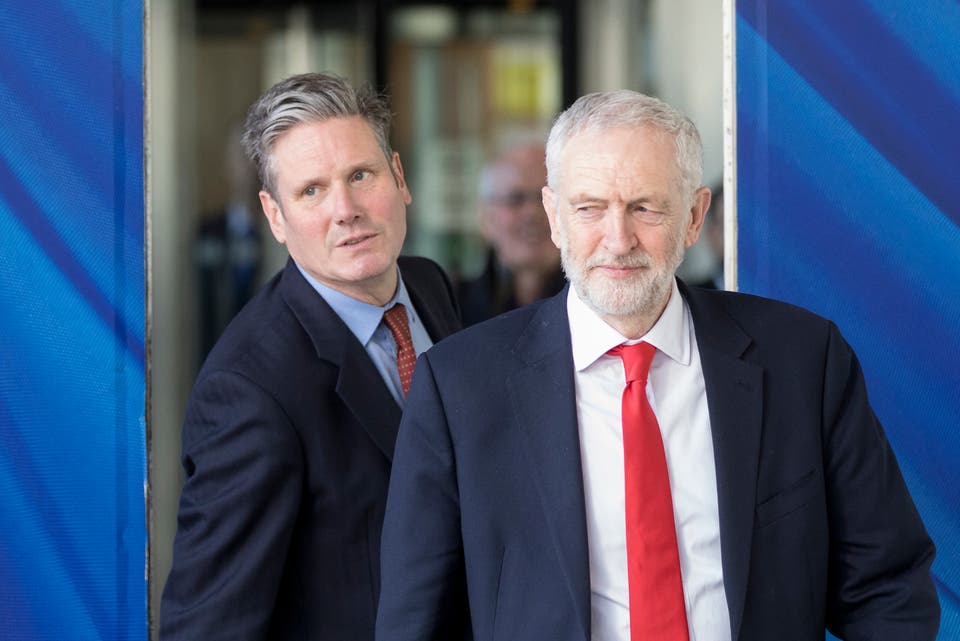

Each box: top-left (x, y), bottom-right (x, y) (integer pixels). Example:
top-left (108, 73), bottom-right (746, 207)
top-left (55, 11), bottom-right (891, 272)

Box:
top-left (627, 195), bottom-right (671, 209)
top-left (566, 193), bottom-right (607, 203)
top-left (565, 193), bottom-right (672, 209)
top-left (345, 157), bottom-right (390, 176)
top-left (290, 175), bottom-right (325, 194)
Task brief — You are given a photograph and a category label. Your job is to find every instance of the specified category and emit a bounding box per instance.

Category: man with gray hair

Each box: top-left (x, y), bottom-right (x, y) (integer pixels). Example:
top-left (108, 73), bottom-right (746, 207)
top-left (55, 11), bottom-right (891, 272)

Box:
top-left (161, 72), bottom-right (460, 640)
top-left (376, 90), bottom-right (938, 640)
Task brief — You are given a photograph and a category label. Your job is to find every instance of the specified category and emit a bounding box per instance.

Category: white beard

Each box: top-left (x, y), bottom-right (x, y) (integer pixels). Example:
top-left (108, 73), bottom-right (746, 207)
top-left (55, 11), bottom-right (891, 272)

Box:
top-left (557, 219), bottom-right (686, 320)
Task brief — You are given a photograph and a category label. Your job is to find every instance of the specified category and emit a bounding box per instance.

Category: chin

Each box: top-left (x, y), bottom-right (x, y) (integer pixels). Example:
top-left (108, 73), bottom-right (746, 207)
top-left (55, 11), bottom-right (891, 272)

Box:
top-left (578, 272), bottom-right (672, 318)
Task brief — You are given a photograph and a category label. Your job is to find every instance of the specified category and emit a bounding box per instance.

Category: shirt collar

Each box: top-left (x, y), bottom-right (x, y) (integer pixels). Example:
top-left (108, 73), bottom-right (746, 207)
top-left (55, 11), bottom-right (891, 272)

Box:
top-left (296, 263), bottom-right (412, 346)
top-left (567, 278), bottom-right (691, 372)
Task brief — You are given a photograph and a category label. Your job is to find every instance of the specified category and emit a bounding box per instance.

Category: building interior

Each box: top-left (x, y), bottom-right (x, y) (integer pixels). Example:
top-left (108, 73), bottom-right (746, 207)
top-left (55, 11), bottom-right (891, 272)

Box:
top-left (147, 0), bottom-right (723, 629)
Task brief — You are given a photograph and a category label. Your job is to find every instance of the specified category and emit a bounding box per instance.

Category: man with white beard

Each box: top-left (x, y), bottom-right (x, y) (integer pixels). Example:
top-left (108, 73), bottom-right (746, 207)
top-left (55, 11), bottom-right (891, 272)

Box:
top-left (375, 90), bottom-right (939, 641)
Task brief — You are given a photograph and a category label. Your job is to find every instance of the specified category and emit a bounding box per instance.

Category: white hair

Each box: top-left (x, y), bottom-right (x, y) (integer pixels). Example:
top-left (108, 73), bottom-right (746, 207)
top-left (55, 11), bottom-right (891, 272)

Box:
top-left (545, 90), bottom-right (704, 202)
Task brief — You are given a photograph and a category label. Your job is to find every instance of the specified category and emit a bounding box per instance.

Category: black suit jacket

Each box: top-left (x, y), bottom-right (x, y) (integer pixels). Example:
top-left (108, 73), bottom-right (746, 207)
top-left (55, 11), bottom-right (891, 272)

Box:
top-left (161, 256), bottom-right (461, 640)
top-left (376, 282), bottom-right (939, 641)
top-left (456, 250), bottom-right (566, 327)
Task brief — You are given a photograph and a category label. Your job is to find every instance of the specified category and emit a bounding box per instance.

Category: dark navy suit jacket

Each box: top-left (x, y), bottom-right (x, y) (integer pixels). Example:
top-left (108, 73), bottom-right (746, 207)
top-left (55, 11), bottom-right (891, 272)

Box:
top-left (161, 257), bottom-right (461, 640)
top-left (376, 281), bottom-right (939, 641)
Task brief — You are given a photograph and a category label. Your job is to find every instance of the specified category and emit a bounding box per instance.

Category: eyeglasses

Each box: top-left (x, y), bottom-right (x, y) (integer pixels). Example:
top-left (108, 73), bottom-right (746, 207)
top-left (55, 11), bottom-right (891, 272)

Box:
top-left (486, 191), bottom-right (543, 208)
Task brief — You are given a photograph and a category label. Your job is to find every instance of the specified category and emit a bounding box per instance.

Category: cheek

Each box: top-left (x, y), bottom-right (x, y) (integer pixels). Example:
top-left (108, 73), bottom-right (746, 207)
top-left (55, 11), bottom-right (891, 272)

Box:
top-left (563, 231), bottom-right (593, 261)
top-left (380, 197), bottom-right (408, 247)
top-left (380, 192), bottom-right (407, 222)
top-left (298, 211), bottom-right (329, 236)
top-left (288, 210), bottom-right (334, 249)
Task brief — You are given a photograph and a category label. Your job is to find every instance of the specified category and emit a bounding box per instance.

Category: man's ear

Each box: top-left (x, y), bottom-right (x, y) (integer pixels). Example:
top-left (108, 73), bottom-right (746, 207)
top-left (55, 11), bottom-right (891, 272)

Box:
top-left (684, 187), bottom-right (711, 248)
top-left (391, 152), bottom-right (413, 206)
top-left (542, 186), bottom-right (561, 249)
top-left (259, 190), bottom-right (287, 245)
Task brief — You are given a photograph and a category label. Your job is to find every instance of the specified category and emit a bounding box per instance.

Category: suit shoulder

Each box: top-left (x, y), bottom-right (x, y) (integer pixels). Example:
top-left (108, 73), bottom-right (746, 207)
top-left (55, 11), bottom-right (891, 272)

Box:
top-left (197, 272), bottom-right (313, 387)
top-left (427, 298), bottom-right (546, 358)
top-left (683, 285), bottom-right (844, 364)
top-left (688, 285), bottom-right (835, 329)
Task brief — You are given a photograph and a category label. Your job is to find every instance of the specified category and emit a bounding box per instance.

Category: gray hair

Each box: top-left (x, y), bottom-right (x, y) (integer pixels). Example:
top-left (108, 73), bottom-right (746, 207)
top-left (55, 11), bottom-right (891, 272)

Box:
top-left (241, 72), bottom-right (393, 196)
top-left (545, 90), bottom-right (703, 202)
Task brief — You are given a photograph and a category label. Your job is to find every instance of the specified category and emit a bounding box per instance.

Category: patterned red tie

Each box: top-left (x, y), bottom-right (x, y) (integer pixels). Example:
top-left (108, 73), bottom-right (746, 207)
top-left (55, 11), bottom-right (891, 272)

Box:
top-left (383, 303), bottom-right (416, 396)
top-left (608, 342), bottom-right (689, 641)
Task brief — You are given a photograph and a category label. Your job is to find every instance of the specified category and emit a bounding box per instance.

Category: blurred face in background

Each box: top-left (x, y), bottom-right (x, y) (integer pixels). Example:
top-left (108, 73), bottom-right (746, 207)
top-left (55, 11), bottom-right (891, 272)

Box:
top-left (258, 116), bottom-right (411, 305)
top-left (480, 145), bottom-right (559, 275)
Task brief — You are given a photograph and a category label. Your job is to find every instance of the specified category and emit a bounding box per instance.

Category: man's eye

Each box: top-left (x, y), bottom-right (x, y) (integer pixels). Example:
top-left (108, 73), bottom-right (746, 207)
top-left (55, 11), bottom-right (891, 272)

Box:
top-left (634, 205), bottom-right (663, 216)
top-left (303, 186), bottom-right (317, 197)
top-left (351, 170), bottom-right (369, 182)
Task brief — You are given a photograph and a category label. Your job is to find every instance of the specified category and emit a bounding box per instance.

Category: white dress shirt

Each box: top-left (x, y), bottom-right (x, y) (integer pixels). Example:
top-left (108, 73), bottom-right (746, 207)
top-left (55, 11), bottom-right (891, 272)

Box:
top-left (568, 281), bottom-right (731, 641)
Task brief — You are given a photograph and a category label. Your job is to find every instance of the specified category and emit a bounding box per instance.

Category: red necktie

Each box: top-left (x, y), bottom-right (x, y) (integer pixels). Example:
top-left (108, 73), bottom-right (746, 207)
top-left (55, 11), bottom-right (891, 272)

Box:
top-left (608, 342), bottom-right (689, 641)
top-left (383, 303), bottom-right (416, 396)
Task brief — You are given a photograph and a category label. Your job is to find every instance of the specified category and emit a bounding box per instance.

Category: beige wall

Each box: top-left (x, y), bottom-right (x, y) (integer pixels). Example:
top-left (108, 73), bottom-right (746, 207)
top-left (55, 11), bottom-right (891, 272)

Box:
top-left (146, 0), bottom-right (195, 636)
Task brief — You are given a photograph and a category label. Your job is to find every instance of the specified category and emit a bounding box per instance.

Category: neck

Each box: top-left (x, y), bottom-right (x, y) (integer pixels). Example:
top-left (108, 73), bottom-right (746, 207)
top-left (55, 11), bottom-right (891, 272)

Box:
top-left (362, 270), bottom-right (400, 307)
top-left (311, 266), bottom-right (399, 307)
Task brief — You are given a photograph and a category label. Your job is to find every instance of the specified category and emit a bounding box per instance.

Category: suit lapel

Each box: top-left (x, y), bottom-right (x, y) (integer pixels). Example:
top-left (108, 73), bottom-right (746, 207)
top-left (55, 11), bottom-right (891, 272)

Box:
top-left (279, 260), bottom-right (401, 460)
top-left (681, 282), bottom-right (763, 641)
top-left (334, 340), bottom-right (402, 459)
top-left (506, 290), bottom-right (591, 641)
top-left (402, 261), bottom-right (457, 342)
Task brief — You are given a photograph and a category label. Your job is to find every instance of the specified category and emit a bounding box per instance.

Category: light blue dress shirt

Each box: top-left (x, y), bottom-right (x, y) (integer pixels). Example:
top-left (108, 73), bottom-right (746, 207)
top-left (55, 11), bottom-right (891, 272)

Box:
top-left (296, 264), bottom-right (433, 407)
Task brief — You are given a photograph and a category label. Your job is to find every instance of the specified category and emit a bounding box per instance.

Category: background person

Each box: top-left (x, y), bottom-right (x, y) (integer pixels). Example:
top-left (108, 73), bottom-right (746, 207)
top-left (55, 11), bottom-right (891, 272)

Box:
top-left (457, 143), bottom-right (564, 326)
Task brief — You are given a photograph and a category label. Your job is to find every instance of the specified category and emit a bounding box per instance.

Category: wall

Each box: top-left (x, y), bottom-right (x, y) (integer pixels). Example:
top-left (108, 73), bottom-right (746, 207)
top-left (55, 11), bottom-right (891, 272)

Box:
top-left (0, 1), bottom-right (147, 638)
top-left (735, 1), bottom-right (960, 637)
top-left (147, 0), bottom-right (197, 634)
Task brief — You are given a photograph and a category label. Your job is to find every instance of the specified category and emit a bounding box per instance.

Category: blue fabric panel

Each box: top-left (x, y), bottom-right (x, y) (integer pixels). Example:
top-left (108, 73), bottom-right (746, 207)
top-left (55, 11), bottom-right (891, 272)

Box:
top-left (736, 2), bottom-right (960, 639)
top-left (0, 0), bottom-right (146, 639)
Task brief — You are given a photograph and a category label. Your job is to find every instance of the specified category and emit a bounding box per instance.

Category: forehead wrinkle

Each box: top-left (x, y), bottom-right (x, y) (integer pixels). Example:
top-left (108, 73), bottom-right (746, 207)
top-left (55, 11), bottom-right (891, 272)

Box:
top-left (275, 131), bottom-right (387, 185)
top-left (557, 131), bottom-right (683, 212)
top-left (566, 192), bottom-right (608, 204)
top-left (560, 166), bottom-right (674, 207)
top-left (281, 116), bottom-right (381, 156)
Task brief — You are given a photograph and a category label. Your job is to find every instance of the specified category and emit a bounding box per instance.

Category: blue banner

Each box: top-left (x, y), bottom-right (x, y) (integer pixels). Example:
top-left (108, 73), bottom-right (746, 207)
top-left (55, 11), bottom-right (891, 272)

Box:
top-left (736, 0), bottom-right (960, 638)
top-left (0, 1), bottom-right (146, 639)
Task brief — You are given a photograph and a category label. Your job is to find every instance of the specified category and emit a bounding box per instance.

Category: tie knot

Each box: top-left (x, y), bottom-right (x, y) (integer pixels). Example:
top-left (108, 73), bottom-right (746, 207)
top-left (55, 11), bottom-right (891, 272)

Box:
top-left (608, 341), bottom-right (656, 385)
top-left (383, 303), bottom-right (409, 341)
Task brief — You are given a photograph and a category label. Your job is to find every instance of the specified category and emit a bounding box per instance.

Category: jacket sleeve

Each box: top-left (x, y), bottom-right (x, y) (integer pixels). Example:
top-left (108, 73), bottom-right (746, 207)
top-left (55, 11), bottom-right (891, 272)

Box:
top-left (160, 369), bottom-right (303, 641)
top-left (376, 353), bottom-right (472, 641)
top-left (821, 323), bottom-right (940, 640)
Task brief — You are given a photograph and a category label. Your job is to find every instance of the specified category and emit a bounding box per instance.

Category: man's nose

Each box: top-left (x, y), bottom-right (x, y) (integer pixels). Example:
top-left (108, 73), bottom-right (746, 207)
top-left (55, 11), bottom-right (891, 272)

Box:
top-left (602, 210), bottom-right (637, 254)
top-left (330, 181), bottom-right (360, 224)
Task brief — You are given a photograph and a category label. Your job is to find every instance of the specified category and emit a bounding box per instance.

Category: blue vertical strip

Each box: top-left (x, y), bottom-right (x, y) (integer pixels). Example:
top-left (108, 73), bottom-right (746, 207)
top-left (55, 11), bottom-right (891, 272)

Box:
top-left (0, 0), bottom-right (145, 639)
top-left (736, 1), bottom-right (960, 639)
